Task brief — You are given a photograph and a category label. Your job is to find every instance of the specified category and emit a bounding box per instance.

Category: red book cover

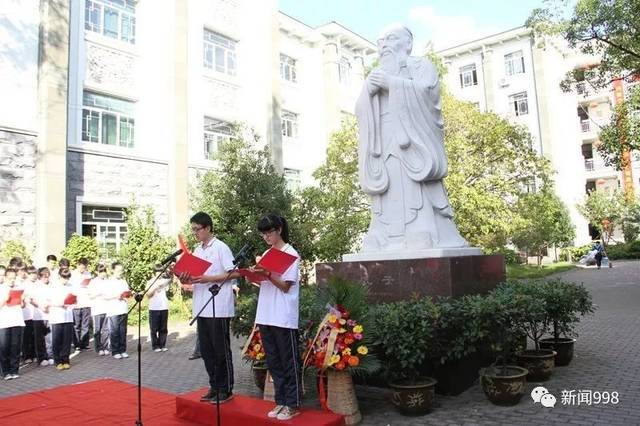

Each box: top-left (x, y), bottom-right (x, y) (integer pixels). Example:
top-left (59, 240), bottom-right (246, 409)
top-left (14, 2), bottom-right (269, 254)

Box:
top-left (173, 252), bottom-right (212, 277)
top-left (81, 278), bottom-right (91, 287)
top-left (121, 290), bottom-right (132, 299)
top-left (257, 248), bottom-right (298, 275)
top-left (64, 293), bottom-right (77, 305)
top-left (7, 289), bottom-right (23, 306)
top-left (238, 268), bottom-right (270, 284)
top-left (178, 234), bottom-right (191, 255)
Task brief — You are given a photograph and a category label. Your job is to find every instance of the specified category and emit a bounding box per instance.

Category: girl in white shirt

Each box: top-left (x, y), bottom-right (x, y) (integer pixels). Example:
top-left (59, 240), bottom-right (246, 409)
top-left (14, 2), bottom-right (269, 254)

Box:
top-left (31, 267), bottom-right (51, 366)
top-left (106, 262), bottom-right (131, 359)
top-left (0, 268), bottom-right (25, 379)
top-left (89, 264), bottom-right (110, 356)
top-left (147, 267), bottom-right (171, 352)
top-left (253, 214), bottom-right (301, 421)
top-left (47, 268), bottom-right (75, 370)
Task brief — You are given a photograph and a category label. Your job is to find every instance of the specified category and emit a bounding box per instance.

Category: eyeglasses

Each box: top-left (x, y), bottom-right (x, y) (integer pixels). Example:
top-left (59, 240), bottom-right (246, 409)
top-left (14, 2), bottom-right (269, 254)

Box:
top-left (260, 229), bottom-right (277, 237)
top-left (191, 226), bottom-right (204, 233)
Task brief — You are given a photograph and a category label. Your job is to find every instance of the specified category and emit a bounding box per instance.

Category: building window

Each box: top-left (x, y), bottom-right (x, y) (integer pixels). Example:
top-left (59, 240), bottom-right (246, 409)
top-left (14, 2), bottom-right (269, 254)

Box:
top-left (509, 92), bottom-right (529, 116)
top-left (84, 0), bottom-right (136, 44)
top-left (203, 29), bottom-right (236, 75)
top-left (81, 205), bottom-right (127, 257)
top-left (280, 54), bottom-right (297, 83)
top-left (203, 117), bottom-right (232, 160)
top-left (338, 57), bottom-right (351, 85)
top-left (82, 92), bottom-right (135, 147)
top-left (281, 110), bottom-right (298, 139)
top-left (284, 168), bottom-right (302, 191)
top-left (459, 64), bottom-right (477, 88)
top-left (504, 50), bottom-right (525, 76)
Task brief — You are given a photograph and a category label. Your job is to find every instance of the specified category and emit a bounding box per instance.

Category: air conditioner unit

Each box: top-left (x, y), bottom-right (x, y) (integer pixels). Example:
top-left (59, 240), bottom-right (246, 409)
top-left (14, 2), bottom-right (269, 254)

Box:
top-left (498, 78), bottom-right (509, 87)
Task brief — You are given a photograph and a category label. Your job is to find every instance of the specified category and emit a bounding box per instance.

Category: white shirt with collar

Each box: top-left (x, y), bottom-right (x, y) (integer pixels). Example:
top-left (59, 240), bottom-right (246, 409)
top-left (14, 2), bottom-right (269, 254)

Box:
top-left (71, 270), bottom-right (92, 308)
top-left (191, 237), bottom-right (236, 318)
top-left (148, 277), bottom-right (170, 311)
top-left (0, 284), bottom-right (26, 329)
top-left (106, 278), bottom-right (130, 317)
top-left (255, 243), bottom-right (300, 329)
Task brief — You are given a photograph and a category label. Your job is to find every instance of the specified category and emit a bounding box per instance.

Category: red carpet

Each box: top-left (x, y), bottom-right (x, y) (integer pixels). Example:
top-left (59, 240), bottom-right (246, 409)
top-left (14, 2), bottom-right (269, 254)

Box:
top-left (176, 388), bottom-right (345, 426)
top-left (0, 379), bottom-right (187, 425)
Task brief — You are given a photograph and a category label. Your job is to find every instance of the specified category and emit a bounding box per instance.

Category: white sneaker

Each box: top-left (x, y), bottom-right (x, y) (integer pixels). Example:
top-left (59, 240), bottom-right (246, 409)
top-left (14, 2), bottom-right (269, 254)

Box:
top-left (276, 406), bottom-right (300, 421)
top-left (48, 359), bottom-right (54, 365)
top-left (40, 360), bottom-right (49, 366)
top-left (161, 347), bottom-right (168, 352)
top-left (121, 352), bottom-right (129, 358)
top-left (98, 350), bottom-right (105, 356)
top-left (267, 405), bottom-right (285, 418)
top-left (153, 348), bottom-right (162, 353)
top-left (10, 374), bottom-right (19, 379)
top-left (113, 354), bottom-right (122, 359)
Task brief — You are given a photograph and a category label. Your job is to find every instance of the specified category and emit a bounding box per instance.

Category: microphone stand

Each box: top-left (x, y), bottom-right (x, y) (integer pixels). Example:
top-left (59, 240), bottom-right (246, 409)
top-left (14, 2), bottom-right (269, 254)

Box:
top-left (189, 250), bottom-right (248, 426)
top-left (127, 261), bottom-right (174, 426)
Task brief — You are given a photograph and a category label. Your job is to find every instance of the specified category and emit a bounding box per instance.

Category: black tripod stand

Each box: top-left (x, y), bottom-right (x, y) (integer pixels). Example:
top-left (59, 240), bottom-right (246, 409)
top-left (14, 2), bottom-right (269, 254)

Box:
top-left (127, 262), bottom-right (173, 426)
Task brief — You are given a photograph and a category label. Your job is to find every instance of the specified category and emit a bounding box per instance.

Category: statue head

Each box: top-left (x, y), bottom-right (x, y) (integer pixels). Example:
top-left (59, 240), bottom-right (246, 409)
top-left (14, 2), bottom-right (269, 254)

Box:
top-left (377, 23), bottom-right (413, 62)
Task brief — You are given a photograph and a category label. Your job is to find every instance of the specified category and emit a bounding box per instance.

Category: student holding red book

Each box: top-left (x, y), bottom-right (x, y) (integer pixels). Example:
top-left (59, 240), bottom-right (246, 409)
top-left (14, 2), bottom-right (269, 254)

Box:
top-left (106, 262), bottom-right (131, 360)
top-left (0, 268), bottom-right (25, 380)
top-left (47, 268), bottom-right (75, 370)
top-left (253, 213), bottom-right (302, 421)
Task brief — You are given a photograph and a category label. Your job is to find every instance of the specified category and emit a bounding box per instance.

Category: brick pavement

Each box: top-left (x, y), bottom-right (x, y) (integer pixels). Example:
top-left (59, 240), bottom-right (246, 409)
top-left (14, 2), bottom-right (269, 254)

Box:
top-left (1, 260), bottom-right (639, 425)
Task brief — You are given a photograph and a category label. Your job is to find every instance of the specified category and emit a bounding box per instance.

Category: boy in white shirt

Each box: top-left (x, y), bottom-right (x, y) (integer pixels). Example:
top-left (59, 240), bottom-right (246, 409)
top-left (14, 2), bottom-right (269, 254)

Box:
top-left (71, 258), bottom-right (93, 351)
top-left (89, 264), bottom-right (110, 356)
top-left (19, 266), bottom-right (38, 364)
top-left (32, 267), bottom-right (52, 366)
top-left (0, 268), bottom-right (25, 379)
top-left (147, 266), bottom-right (171, 352)
top-left (47, 268), bottom-right (75, 370)
top-left (107, 261), bottom-right (131, 359)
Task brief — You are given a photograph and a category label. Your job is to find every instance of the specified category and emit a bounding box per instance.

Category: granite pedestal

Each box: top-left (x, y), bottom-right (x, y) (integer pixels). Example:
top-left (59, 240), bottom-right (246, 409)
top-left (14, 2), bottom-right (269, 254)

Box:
top-left (315, 254), bottom-right (505, 303)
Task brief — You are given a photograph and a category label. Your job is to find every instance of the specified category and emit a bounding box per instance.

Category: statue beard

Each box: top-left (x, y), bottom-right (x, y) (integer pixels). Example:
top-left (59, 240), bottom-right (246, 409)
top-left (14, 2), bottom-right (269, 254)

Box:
top-left (379, 50), bottom-right (408, 75)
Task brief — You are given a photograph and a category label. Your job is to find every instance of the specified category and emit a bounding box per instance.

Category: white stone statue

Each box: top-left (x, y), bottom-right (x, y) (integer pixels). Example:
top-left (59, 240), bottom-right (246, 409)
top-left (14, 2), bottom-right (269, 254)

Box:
top-left (346, 24), bottom-right (479, 261)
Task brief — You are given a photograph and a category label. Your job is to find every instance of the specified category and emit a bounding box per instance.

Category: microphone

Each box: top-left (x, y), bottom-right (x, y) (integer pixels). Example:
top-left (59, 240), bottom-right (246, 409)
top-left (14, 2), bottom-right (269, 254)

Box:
top-left (160, 249), bottom-right (183, 265)
top-left (233, 243), bottom-right (252, 265)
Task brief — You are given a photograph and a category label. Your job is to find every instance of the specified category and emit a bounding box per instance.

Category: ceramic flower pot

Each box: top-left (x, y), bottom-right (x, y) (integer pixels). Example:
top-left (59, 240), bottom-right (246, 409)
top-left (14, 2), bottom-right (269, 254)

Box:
top-left (517, 349), bottom-right (556, 381)
top-left (539, 337), bottom-right (576, 366)
top-left (479, 365), bottom-right (528, 405)
top-left (389, 377), bottom-right (437, 416)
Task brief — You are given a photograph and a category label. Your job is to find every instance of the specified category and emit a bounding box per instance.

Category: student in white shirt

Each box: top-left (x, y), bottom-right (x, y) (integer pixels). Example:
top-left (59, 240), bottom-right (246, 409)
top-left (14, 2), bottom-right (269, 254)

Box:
top-left (47, 268), bottom-right (75, 370)
top-left (253, 214), bottom-right (302, 421)
top-left (107, 261), bottom-right (131, 359)
top-left (46, 255), bottom-right (58, 285)
top-left (147, 266), bottom-right (171, 352)
top-left (178, 211), bottom-right (237, 404)
top-left (19, 266), bottom-right (38, 364)
top-left (89, 264), bottom-right (110, 356)
top-left (0, 265), bottom-right (6, 285)
top-left (33, 267), bottom-right (52, 366)
top-left (0, 268), bottom-right (25, 380)
top-left (71, 258), bottom-right (93, 351)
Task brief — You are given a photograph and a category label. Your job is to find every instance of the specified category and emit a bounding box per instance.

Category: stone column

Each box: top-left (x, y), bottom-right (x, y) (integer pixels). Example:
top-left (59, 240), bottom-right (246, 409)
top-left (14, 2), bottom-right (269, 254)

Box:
top-left (35, 0), bottom-right (70, 263)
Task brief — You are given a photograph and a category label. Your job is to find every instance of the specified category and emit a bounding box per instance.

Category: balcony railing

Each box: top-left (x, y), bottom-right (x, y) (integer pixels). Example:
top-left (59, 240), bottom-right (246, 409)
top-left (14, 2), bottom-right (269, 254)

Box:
top-left (584, 158), bottom-right (594, 171)
top-left (581, 119), bottom-right (591, 132)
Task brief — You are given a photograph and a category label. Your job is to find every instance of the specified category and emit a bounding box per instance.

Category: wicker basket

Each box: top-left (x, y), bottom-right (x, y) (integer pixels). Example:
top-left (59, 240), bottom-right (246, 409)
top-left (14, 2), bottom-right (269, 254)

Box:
top-left (263, 370), bottom-right (275, 402)
top-left (326, 370), bottom-right (362, 425)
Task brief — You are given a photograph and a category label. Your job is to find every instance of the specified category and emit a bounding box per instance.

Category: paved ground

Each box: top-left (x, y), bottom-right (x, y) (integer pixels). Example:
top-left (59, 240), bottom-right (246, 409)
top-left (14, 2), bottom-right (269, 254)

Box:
top-left (1, 260), bottom-right (639, 425)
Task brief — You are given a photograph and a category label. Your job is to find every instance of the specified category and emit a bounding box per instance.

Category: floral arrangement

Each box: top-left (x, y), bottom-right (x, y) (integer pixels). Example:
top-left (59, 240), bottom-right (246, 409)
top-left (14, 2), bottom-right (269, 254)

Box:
top-left (243, 325), bottom-right (266, 362)
top-left (304, 304), bottom-right (369, 372)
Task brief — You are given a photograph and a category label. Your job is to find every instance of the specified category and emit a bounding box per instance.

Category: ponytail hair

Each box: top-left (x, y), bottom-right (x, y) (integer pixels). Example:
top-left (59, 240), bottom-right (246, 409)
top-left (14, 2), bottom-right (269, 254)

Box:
top-left (257, 213), bottom-right (290, 243)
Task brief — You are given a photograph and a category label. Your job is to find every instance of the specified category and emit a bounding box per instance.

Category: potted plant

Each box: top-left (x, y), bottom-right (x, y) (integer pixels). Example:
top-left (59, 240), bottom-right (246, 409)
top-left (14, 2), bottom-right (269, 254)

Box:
top-left (369, 297), bottom-right (440, 415)
top-left (478, 289), bottom-right (529, 405)
top-left (506, 281), bottom-right (556, 381)
top-left (539, 280), bottom-right (595, 366)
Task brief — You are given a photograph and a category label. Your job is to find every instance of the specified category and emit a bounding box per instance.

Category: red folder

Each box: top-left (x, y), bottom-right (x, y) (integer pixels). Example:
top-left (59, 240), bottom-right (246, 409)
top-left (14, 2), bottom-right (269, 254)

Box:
top-left (80, 278), bottom-right (91, 287)
top-left (64, 294), bottom-right (77, 305)
top-left (257, 248), bottom-right (298, 275)
top-left (121, 290), bottom-right (132, 299)
top-left (7, 289), bottom-right (23, 306)
top-left (238, 268), bottom-right (270, 284)
top-left (178, 234), bottom-right (191, 255)
top-left (173, 252), bottom-right (212, 277)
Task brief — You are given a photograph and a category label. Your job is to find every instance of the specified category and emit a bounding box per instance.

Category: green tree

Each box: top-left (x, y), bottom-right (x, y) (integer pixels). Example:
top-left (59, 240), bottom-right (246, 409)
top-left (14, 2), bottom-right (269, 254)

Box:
top-left (61, 234), bottom-right (100, 270)
top-left (577, 189), bottom-right (625, 246)
top-left (512, 185), bottom-right (575, 265)
top-left (621, 195), bottom-right (640, 242)
top-left (596, 86), bottom-right (640, 170)
top-left (118, 203), bottom-right (175, 292)
top-left (295, 117), bottom-right (369, 262)
top-left (443, 94), bottom-right (553, 249)
top-left (190, 125), bottom-right (312, 269)
top-left (0, 240), bottom-right (33, 266)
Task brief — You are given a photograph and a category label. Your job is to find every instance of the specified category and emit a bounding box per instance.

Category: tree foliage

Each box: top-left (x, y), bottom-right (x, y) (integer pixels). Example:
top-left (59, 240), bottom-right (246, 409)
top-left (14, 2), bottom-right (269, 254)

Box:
top-left (596, 85), bottom-right (640, 170)
top-left (118, 203), bottom-right (175, 292)
top-left (576, 190), bottom-right (625, 245)
top-left (61, 234), bottom-right (100, 270)
top-left (0, 240), bottom-right (33, 266)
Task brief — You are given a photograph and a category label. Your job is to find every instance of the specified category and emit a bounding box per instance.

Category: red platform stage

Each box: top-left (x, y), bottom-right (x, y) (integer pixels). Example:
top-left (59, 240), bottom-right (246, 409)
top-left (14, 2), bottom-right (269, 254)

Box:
top-left (0, 380), bottom-right (345, 426)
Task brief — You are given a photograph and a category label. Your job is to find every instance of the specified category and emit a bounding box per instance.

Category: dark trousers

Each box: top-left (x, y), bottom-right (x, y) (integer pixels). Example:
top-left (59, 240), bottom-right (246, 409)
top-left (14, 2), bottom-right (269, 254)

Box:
top-left (149, 310), bottom-right (168, 349)
top-left (73, 307), bottom-right (92, 349)
top-left (197, 317), bottom-right (233, 392)
top-left (0, 326), bottom-right (24, 376)
top-left (32, 320), bottom-right (48, 362)
top-left (595, 253), bottom-right (603, 268)
top-left (22, 319), bottom-right (35, 360)
top-left (259, 324), bottom-right (301, 408)
top-left (51, 323), bottom-right (73, 365)
top-left (93, 314), bottom-right (110, 352)
top-left (109, 314), bottom-right (128, 355)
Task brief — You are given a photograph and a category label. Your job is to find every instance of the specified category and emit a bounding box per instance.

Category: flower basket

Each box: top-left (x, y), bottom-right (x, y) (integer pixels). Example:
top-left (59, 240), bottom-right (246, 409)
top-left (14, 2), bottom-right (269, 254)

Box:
top-left (327, 370), bottom-right (362, 425)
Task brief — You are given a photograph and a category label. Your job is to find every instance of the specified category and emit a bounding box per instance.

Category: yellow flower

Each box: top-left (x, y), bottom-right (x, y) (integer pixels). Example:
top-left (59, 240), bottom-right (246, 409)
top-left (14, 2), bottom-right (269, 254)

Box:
top-left (353, 325), bottom-right (363, 333)
top-left (328, 314), bottom-right (337, 323)
top-left (253, 344), bottom-right (261, 352)
top-left (256, 353), bottom-right (264, 360)
top-left (338, 328), bottom-right (347, 334)
top-left (357, 346), bottom-right (368, 355)
top-left (338, 318), bottom-right (346, 325)
top-left (342, 348), bottom-right (351, 356)
top-left (329, 354), bottom-right (341, 365)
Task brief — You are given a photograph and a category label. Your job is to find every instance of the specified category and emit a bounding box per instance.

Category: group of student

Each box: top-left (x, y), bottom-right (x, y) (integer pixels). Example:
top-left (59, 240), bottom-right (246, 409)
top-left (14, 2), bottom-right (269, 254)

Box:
top-left (0, 255), bottom-right (171, 379)
top-left (180, 211), bottom-right (302, 421)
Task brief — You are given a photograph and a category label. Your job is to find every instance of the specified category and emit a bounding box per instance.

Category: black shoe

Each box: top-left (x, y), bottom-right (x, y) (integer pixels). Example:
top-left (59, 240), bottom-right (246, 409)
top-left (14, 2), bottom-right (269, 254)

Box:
top-left (189, 353), bottom-right (201, 360)
top-left (212, 390), bottom-right (234, 404)
top-left (200, 389), bottom-right (216, 402)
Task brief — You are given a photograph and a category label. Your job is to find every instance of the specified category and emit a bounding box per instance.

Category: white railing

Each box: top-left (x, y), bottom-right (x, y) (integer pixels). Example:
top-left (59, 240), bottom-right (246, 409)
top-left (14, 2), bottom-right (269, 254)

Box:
top-left (584, 158), bottom-right (594, 171)
top-left (581, 120), bottom-right (591, 132)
